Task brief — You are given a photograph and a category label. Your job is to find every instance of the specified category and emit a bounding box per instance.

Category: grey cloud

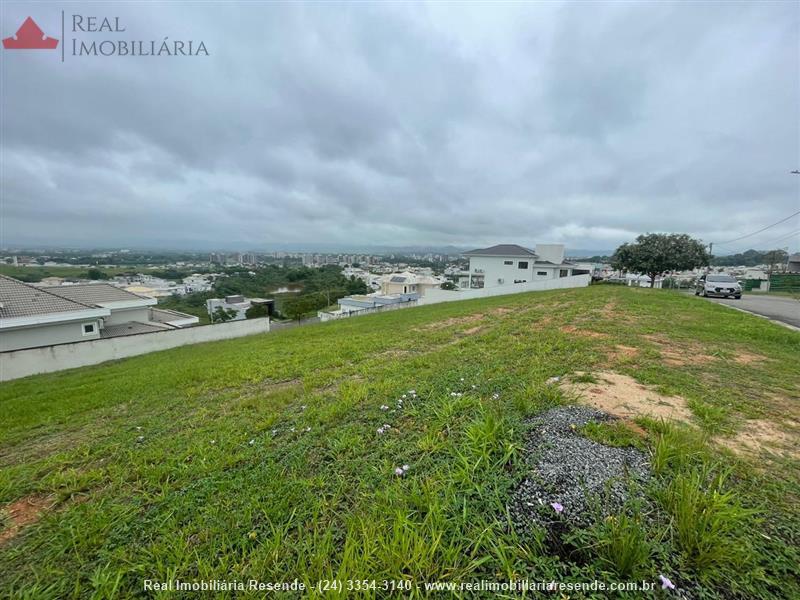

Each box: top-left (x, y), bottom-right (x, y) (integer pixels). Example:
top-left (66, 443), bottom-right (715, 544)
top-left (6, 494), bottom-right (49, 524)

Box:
top-left (1, 1), bottom-right (798, 253)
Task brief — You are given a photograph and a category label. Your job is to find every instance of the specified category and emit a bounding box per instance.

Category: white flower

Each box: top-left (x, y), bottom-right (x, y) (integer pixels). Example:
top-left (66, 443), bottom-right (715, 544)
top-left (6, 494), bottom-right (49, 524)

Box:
top-left (402, 394), bottom-right (407, 399)
top-left (394, 467), bottom-right (405, 476)
top-left (402, 464), bottom-right (410, 471)
top-left (248, 439), bottom-right (255, 446)
top-left (471, 385), bottom-right (477, 389)
top-left (377, 427), bottom-right (386, 434)
top-left (460, 377), bottom-right (465, 382)
top-left (210, 439), bottom-right (216, 445)
top-left (271, 429), bottom-right (278, 436)
top-left (408, 389), bottom-right (416, 394)
top-left (136, 435), bottom-right (144, 442)
top-left (300, 405), bottom-right (307, 410)
top-left (305, 426), bottom-right (311, 432)
top-left (135, 426), bottom-right (142, 431)
top-left (492, 393), bottom-right (500, 400)
top-left (383, 424), bottom-right (391, 429)
top-left (380, 405), bottom-right (390, 411)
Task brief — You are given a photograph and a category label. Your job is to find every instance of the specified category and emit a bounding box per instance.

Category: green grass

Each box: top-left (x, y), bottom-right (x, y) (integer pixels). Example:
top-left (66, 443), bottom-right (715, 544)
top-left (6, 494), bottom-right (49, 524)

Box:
top-left (580, 420), bottom-right (647, 451)
top-left (1, 286), bottom-right (798, 598)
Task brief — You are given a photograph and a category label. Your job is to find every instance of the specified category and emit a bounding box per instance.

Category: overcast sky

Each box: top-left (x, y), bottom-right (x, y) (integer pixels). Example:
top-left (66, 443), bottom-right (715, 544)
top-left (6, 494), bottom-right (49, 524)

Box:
top-left (1, 1), bottom-right (798, 253)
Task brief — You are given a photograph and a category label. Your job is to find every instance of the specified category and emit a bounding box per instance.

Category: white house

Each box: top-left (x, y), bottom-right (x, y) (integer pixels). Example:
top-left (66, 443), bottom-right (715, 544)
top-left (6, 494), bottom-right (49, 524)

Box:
top-left (459, 244), bottom-right (588, 289)
top-left (319, 293), bottom-right (418, 321)
top-left (206, 295), bottom-right (273, 321)
top-left (377, 271), bottom-right (445, 296)
top-left (0, 277), bottom-right (199, 352)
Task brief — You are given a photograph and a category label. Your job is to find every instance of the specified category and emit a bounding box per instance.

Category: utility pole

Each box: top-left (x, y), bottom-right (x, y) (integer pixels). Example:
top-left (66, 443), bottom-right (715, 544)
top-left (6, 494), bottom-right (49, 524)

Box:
top-left (706, 242), bottom-right (713, 274)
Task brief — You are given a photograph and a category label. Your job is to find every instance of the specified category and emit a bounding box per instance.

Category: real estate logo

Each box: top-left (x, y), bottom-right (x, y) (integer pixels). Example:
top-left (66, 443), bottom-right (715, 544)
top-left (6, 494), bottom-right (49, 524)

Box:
top-left (2, 12), bottom-right (208, 60)
top-left (2, 17), bottom-right (59, 50)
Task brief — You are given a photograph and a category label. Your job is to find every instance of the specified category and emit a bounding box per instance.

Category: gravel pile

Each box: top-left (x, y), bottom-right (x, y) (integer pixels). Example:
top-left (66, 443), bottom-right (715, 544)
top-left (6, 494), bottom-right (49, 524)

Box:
top-left (509, 405), bottom-right (651, 535)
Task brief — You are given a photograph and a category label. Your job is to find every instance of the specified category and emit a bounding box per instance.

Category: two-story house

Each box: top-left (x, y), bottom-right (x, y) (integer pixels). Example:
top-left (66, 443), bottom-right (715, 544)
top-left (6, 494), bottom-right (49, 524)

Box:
top-left (459, 244), bottom-right (586, 289)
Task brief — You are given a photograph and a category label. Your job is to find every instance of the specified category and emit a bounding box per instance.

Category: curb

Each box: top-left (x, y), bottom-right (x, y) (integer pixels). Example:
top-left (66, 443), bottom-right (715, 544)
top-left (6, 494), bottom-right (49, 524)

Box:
top-left (714, 302), bottom-right (800, 333)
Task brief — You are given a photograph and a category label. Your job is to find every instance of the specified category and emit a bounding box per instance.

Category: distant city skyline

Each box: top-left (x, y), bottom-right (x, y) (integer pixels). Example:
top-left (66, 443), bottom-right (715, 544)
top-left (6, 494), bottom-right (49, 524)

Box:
top-left (2, 2), bottom-right (798, 254)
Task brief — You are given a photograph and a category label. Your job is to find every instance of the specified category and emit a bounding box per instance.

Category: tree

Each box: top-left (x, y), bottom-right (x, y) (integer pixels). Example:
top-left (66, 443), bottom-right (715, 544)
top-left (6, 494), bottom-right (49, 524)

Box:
top-left (611, 233), bottom-right (710, 288)
top-left (86, 268), bottom-right (109, 280)
top-left (281, 295), bottom-right (318, 321)
top-left (245, 303), bottom-right (268, 319)
top-left (440, 280), bottom-right (457, 290)
top-left (211, 306), bottom-right (238, 323)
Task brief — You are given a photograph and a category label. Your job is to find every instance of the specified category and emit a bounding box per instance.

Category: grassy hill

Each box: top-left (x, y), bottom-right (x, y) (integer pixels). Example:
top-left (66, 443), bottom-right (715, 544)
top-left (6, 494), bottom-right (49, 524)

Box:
top-left (1, 286), bottom-right (798, 598)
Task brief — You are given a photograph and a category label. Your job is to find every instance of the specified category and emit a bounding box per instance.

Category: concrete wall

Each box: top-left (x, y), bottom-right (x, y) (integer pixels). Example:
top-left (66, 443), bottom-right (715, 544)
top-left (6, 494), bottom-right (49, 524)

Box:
top-left (420, 274), bottom-right (590, 305)
top-left (104, 306), bottom-right (151, 326)
top-left (1, 319), bottom-right (101, 352)
top-left (319, 300), bottom-right (419, 321)
top-left (0, 318), bottom-right (270, 382)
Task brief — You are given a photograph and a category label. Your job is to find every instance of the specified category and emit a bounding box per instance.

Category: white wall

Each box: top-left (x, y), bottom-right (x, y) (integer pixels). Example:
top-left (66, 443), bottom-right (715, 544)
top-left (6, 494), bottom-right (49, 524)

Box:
top-left (1, 319), bottom-right (101, 351)
top-left (420, 274), bottom-right (590, 305)
top-left (534, 244), bottom-right (566, 264)
top-left (0, 318), bottom-right (270, 381)
top-left (104, 306), bottom-right (151, 326)
top-left (319, 300), bottom-right (419, 321)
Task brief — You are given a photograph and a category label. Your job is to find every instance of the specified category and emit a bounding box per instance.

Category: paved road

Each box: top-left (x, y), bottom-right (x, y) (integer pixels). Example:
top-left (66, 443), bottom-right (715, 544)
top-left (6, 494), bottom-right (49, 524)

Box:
top-left (700, 293), bottom-right (800, 329)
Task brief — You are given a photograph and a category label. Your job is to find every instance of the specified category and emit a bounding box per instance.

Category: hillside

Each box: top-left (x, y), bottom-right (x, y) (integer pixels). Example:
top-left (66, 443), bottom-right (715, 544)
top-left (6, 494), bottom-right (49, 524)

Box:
top-left (1, 286), bottom-right (798, 598)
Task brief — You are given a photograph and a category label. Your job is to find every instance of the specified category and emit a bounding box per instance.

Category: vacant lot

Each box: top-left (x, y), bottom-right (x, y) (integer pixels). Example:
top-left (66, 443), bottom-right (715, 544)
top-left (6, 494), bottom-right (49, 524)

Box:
top-left (1, 286), bottom-right (798, 598)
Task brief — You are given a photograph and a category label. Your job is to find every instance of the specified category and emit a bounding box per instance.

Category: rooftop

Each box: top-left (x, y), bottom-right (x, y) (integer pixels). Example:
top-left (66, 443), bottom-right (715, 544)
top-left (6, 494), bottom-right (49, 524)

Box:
top-left (41, 283), bottom-right (152, 306)
top-left (0, 275), bottom-right (96, 319)
top-left (463, 244), bottom-right (538, 258)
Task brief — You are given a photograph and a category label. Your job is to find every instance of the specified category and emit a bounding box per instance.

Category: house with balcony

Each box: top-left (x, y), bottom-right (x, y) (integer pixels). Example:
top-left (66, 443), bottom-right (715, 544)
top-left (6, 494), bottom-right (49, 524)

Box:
top-left (458, 244), bottom-right (589, 289)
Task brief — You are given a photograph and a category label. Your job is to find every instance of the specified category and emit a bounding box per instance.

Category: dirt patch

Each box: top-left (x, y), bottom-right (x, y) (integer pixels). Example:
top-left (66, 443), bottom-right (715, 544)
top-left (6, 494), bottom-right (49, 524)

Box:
top-left (717, 419), bottom-right (799, 460)
top-left (491, 307), bottom-right (513, 315)
top-left (599, 300), bottom-right (621, 318)
top-left (377, 349), bottom-right (414, 358)
top-left (0, 495), bottom-right (55, 545)
top-left (560, 325), bottom-right (608, 339)
top-left (644, 334), bottom-right (716, 366)
top-left (604, 345), bottom-right (640, 364)
top-left (418, 313), bottom-right (485, 331)
top-left (462, 326), bottom-right (484, 335)
top-left (733, 351), bottom-right (768, 365)
top-left (562, 371), bottom-right (693, 423)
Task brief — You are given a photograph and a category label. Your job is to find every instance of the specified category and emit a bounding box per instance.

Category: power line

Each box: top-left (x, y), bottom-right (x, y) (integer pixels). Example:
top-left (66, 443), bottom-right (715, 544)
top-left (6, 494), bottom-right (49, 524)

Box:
top-left (716, 228), bottom-right (800, 255)
top-left (724, 228), bottom-right (800, 250)
top-left (713, 209), bottom-right (800, 246)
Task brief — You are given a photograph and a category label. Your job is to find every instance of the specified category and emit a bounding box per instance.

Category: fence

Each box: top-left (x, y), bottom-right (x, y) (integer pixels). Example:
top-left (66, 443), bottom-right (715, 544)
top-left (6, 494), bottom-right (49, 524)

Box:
top-left (0, 318), bottom-right (270, 382)
top-left (318, 299), bottom-right (419, 321)
top-left (417, 274), bottom-right (591, 305)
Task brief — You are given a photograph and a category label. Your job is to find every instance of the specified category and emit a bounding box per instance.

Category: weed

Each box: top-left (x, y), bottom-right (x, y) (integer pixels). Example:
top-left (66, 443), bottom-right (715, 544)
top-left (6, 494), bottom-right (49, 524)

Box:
top-left (581, 420), bottom-right (646, 450)
top-left (658, 466), bottom-right (756, 576)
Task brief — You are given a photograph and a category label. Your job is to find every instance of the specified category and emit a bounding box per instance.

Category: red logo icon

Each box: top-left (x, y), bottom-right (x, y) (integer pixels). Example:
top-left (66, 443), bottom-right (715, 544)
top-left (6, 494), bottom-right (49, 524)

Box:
top-left (3, 17), bottom-right (59, 50)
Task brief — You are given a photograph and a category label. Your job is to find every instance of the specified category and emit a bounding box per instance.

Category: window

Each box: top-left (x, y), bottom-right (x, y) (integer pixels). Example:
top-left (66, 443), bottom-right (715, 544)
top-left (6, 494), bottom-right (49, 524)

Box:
top-left (82, 322), bottom-right (96, 336)
top-left (537, 271), bottom-right (548, 276)
top-left (559, 269), bottom-right (569, 278)
top-left (503, 260), bottom-right (513, 265)
top-left (518, 261), bottom-right (529, 269)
